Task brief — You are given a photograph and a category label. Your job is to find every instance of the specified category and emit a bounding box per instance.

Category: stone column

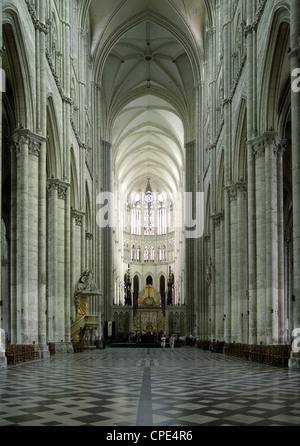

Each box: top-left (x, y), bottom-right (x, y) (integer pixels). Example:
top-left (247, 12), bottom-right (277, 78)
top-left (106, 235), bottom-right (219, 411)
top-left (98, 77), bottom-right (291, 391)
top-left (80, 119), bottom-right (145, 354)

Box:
top-left (213, 213), bottom-right (224, 342)
top-left (227, 185), bottom-right (238, 342)
top-left (209, 214), bottom-right (215, 341)
top-left (10, 142), bottom-right (18, 344)
top-left (203, 235), bottom-right (210, 340)
top-left (264, 134), bottom-right (286, 344)
top-left (237, 183), bottom-right (248, 343)
top-left (185, 140), bottom-right (197, 336)
top-left (0, 0), bottom-right (5, 366)
top-left (276, 141), bottom-right (285, 344)
top-left (15, 134), bottom-right (29, 344)
top-left (246, 0), bottom-right (258, 346)
top-left (10, 131), bottom-right (44, 345)
top-left (71, 209), bottom-right (85, 322)
top-left (38, 138), bottom-right (49, 356)
top-left (253, 137), bottom-right (266, 345)
top-left (289, 0), bottom-right (300, 368)
top-left (222, 0), bottom-right (233, 344)
top-left (27, 135), bottom-right (42, 345)
top-left (47, 179), bottom-right (69, 349)
top-left (99, 139), bottom-right (114, 323)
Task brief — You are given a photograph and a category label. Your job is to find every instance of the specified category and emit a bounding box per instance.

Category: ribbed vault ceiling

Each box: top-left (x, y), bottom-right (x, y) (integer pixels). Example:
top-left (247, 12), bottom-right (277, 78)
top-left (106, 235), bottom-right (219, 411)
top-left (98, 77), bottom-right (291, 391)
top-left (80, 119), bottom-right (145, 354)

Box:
top-left (88, 0), bottom-right (206, 200)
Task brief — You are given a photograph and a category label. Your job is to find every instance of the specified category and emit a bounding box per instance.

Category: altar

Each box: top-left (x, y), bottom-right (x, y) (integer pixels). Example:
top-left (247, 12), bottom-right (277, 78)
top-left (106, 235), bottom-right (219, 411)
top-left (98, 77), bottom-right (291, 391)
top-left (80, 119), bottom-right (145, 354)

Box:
top-left (133, 285), bottom-right (166, 333)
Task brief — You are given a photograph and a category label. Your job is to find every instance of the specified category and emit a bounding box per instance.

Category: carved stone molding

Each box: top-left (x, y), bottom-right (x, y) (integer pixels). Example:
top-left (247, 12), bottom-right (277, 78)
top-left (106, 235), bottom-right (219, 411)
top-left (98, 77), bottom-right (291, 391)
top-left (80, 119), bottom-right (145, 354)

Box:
top-left (25, 0), bottom-right (49, 34)
top-left (47, 178), bottom-right (70, 200)
top-left (226, 184), bottom-right (238, 202)
top-left (236, 182), bottom-right (248, 201)
top-left (211, 212), bottom-right (224, 227)
top-left (244, 0), bottom-right (267, 37)
top-left (10, 130), bottom-right (46, 158)
top-left (250, 132), bottom-right (286, 160)
top-left (71, 209), bottom-right (86, 226)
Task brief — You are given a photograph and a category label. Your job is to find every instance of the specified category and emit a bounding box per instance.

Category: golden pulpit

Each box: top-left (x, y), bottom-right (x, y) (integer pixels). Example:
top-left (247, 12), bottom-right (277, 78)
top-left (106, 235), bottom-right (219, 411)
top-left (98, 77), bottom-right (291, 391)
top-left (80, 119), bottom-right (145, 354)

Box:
top-left (133, 285), bottom-right (165, 333)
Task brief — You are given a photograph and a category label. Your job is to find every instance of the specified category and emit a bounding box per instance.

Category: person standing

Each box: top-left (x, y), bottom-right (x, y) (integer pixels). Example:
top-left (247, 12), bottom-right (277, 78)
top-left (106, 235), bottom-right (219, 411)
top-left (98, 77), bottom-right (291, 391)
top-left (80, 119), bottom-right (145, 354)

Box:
top-left (170, 334), bottom-right (175, 352)
top-left (161, 334), bottom-right (166, 351)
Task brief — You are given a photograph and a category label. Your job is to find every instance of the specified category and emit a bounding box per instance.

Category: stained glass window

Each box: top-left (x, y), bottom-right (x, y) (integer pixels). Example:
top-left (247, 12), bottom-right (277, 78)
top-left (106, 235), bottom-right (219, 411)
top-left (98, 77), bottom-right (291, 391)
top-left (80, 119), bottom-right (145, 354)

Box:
top-left (131, 197), bottom-right (141, 235)
top-left (144, 190), bottom-right (155, 236)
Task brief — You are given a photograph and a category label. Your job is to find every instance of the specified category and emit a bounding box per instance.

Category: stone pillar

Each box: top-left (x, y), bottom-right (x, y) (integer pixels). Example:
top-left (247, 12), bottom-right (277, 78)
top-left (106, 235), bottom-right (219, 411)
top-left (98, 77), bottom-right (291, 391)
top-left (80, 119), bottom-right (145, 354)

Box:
top-left (0, 0), bottom-right (5, 367)
top-left (209, 214), bottom-right (215, 341)
top-left (222, 0), bottom-right (233, 344)
top-left (185, 140), bottom-right (197, 336)
top-left (99, 139), bottom-right (114, 323)
top-left (47, 179), bottom-right (69, 350)
top-left (15, 134), bottom-right (29, 344)
top-left (246, 0), bottom-right (257, 346)
top-left (227, 185), bottom-right (239, 342)
top-left (264, 134), bottom-right (286, 344)
top-left (10, 142), bottom-right (18, 344)
top-left (250, 133), bottom-right (286, 345)
top-left (10, 131), bottom-right (45, 345)
top-left (38, 138), bottom-right (49, 357)
top-left (71, 209), bottom-right (85, 322)
top-left (253, 137), bottom-right (266, 345)
top-left (277, 145), bottom-right (285, 343)
top-left (237, 183), bottom-right (248, 343)
top-left (213, 213), bottom-right (224, 342)
top-left (203, 235), bottom-right (210, 340)
top-left (247, 138), bottom-right (257, 346)
top-left (289, 0), bottom-right (300, 368)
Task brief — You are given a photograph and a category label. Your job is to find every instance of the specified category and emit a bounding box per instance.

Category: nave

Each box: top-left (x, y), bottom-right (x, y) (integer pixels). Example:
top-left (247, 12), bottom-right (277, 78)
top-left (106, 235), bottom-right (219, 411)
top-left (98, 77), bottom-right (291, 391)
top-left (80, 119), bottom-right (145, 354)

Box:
top-left (0, 347), bottom-right (299, 427)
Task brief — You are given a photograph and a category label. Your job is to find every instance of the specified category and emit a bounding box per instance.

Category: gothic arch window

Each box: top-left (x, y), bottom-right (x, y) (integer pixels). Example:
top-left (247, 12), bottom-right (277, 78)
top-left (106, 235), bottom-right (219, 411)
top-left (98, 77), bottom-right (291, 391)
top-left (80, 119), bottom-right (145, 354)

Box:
top-left (160, 275), bottom-right (166, 308)
top-left (1, 217), bottom-right (10, 339)
top-left (131, 194), bottom-right (141, 235)
top-left (169, 202), bottom-right (174, 233)
top-left (144, 245), bottom-right (149, 261)
top-left (131, 245), bottom-right (136, 261)
top-left (137, 245), bottom-right (141, 262)
top-left (146, 275), bottom-right (153, 286)
top-left (133, 275), bottom-right (139, 308)
top-left (144, 189), bottom-right (155, 236)
top-left (150, 245), bottom-right (155, 262)
top-left (157, 194), bottom-right (167, 235)
top-left (158, 245), bottom-right (166, 261)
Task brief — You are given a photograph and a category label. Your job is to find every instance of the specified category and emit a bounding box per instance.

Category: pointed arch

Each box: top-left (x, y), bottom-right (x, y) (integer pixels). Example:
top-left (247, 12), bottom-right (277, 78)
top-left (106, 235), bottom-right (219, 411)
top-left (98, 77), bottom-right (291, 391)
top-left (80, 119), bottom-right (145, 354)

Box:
top-left (2, 6), bottom-right (34, 130)
top-left (216, 150), bottom-right (225, 213)
top-left (46, 96), bottom-right (62, 179)
top-left (258, 5), bottom-right (290, 134)
top-left (70, 146), bottom-right (80, 210)
top-left (85, 181), bottom-right (92, 234)
top-left (233, 98), bottom-right (247, 183)
top-left (205, 183), bottom-right (211, 235)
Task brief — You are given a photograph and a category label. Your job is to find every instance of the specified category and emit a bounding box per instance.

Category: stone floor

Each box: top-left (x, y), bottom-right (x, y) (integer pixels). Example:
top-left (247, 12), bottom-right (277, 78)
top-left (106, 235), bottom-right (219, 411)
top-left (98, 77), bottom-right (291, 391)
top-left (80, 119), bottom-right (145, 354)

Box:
top-left (0, 346), bottom-right (299, 427)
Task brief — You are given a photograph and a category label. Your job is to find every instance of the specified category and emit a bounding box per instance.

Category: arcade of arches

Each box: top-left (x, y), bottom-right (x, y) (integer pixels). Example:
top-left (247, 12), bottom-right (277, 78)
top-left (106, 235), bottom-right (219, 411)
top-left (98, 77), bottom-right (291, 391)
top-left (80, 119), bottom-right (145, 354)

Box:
top-left (1, 0), bottom-right (300, 369)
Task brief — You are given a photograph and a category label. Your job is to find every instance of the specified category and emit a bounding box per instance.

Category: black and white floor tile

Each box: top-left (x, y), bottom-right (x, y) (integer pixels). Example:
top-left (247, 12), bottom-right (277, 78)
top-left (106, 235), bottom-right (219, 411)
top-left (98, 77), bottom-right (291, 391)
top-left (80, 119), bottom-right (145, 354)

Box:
top-left (0, 347), bottom-right (299, 427)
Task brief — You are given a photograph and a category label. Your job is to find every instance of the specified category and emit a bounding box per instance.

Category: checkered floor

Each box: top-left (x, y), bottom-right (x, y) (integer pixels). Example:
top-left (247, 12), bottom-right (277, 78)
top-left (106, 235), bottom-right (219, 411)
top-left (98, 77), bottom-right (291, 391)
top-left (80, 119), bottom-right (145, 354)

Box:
top-left (0, 346), bottom-right (299, 427)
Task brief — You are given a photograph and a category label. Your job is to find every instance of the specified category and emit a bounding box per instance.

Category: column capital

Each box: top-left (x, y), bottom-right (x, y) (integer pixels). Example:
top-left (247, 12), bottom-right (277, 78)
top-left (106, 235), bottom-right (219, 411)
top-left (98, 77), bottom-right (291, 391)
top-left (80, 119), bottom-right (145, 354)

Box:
top-left (100, 139), bottom-right (112, 150)
top-left (71, 209), bottom-right (86, 226)
top-left (211, 212), bottom-right (224, 227)
top-left (184, 140), bottom-right (196, 151)
top-left (248, 132), bottom-right (286, 160)
top-left (47, 178), bottom-right (70, 200)
top-left (225, 184), bottom-right (238, 202)
top-left (10, 129), bottom-right (47, 157)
